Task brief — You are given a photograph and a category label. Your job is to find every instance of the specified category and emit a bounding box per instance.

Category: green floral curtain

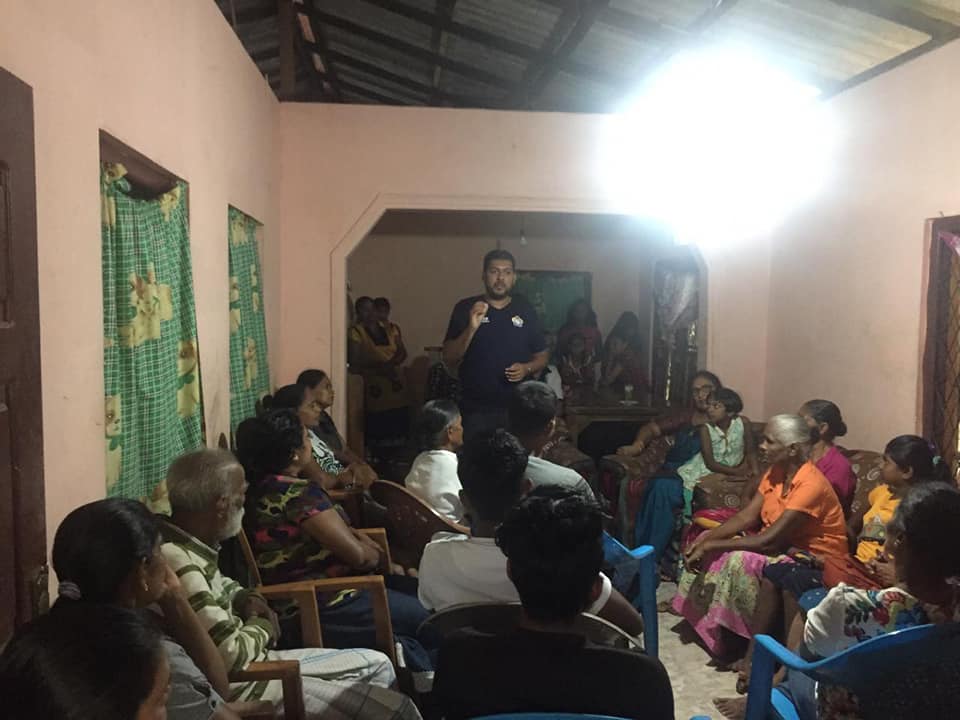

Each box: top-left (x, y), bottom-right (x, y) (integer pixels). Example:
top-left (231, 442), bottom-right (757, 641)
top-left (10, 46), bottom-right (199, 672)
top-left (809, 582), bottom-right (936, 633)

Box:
top-left (228, 207), bottom-right (270, 432)
top-left (101, 164), bottom-right (204, 513)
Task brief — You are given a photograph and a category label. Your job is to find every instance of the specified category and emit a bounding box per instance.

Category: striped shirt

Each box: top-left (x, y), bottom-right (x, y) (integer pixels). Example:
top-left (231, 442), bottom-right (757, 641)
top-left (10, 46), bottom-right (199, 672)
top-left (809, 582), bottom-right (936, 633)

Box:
top-left (160, 521), bottom-right (274, 701)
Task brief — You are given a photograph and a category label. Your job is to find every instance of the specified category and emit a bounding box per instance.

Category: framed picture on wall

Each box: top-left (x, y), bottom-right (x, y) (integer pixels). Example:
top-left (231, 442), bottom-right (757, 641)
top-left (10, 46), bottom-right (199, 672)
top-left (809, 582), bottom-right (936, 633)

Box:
top-left (514, 270), bottom-right (592, 334)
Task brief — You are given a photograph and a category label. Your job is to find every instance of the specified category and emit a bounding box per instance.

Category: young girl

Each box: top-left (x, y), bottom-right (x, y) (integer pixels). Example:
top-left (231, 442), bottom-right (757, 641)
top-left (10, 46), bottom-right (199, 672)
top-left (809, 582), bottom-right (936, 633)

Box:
top-left (404, 399), bottom-right (465, 522)
top-left (824, 434), bottom-right (946, 589)
top-left (677, 388), bottom-right (758, 518)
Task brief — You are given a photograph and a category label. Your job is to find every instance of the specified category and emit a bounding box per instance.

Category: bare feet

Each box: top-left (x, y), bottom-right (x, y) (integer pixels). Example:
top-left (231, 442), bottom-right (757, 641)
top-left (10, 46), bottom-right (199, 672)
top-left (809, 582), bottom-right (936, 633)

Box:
top-left (713, 697), bottom-right (748, 720)
top-left (657, 599), bottom-right (679, 615)
top-left (616, 443), bottom-right (644, 457)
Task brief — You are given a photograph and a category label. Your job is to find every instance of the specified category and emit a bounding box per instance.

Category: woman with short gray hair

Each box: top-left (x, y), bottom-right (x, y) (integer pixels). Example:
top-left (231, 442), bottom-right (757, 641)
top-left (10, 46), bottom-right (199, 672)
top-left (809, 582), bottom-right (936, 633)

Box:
top-left (669, 414), bottom-right (849, 658)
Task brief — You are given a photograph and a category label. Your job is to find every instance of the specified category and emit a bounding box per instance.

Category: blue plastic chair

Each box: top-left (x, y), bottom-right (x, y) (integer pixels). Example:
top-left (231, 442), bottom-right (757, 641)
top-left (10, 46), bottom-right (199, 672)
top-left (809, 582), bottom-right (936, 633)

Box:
top-left (744, 622), bottom-right (960, 720)
top-left (601, 532), bottom-right (658, 658)
top-left (474, 714), bottom-right (711, 720)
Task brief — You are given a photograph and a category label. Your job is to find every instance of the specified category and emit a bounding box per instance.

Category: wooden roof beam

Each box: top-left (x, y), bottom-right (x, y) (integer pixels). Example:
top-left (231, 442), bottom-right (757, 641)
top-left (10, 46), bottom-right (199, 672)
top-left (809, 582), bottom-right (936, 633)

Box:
top-left (303, 0), bottom-right (343, 100)
top-left (512, 0), bottom-right (610, 106)
top-left (310, 9), bottom-right (512, 90)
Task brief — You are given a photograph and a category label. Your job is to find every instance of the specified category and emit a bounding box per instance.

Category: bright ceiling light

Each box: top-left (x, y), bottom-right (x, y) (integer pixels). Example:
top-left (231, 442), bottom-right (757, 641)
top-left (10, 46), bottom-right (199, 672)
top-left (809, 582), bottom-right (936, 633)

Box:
top-left (599, 46), bottom-right (836, 246)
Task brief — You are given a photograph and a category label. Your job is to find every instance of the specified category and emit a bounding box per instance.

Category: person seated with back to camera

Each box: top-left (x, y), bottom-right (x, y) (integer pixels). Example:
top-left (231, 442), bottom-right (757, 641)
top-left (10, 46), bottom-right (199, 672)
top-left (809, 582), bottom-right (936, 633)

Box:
top-left (158, 448), bottom-right (422, 720)
top-left (507, 380), bottom-right (595, 501)
top-left (432, 486), bottom-right (674, 720)
top-left (418, 429), bottom-right (644, 636)
top-left (403, 399), bottom-right (466, 523)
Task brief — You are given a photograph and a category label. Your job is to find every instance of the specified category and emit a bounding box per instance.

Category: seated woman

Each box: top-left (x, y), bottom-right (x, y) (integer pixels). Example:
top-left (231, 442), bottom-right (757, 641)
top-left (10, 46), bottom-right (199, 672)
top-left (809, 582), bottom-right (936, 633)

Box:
top-left (671, 415), bottom-right (848, 658)
top-left (262, 383), bottom-right (374, 490)
top-left (43, 498), bottom-right (239, 720)
top-left (0, 603), bottom-right (170, 720)
top-left (600, 311), bottom-right (649, 397)
top-left (558, 331), bottom-right (599, 390)
top-left (798, 400), bottom-right (856, 516)
top-left (823, 434), bottom-right (945, 590)
top-left (236, 409), bottom-right (435, 673)
top-left (557, 298), bottom-right (602, 359)
top-left (759, 483), bottom-right (960, 720)
top-left (676, 388), bottom-right (758, 519)
top-left (297, 368), bottom-right (374, 484)
top-left (616, 371), bottom-right (722, 562)
top-left (404, 399), bottom-right (465, 522)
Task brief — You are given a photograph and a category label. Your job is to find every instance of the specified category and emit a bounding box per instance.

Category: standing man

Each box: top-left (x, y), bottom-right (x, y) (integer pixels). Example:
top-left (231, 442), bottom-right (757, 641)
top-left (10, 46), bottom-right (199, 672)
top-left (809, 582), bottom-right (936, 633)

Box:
top-left (443, 249), bottom-right (548, 438)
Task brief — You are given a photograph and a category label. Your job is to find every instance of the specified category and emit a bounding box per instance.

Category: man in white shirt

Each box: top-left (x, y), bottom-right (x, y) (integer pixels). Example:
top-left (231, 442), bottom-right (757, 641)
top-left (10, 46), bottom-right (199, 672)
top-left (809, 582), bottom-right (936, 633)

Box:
top-left (507, 381), bottom-right (595, 500)
top-left (418, 429), bottom-right (642, 636)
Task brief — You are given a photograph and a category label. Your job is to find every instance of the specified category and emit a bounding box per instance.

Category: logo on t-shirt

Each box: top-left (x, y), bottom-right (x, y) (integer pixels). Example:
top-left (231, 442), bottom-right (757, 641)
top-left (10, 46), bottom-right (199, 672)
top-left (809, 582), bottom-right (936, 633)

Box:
top-left (481, 316), bottom-right (490, 324)
top-left (511, 315), bottom-right (524, 327)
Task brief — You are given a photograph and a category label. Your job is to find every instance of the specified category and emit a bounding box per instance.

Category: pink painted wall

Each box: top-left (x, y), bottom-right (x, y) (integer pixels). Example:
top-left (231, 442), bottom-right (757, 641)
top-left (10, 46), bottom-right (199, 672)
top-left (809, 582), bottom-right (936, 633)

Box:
top-left (763, 40), bottom-right (960, 451)
top-left (275, 104), bottom-right (772, 420)
top-left (0, 0), bottom-right (279, 550)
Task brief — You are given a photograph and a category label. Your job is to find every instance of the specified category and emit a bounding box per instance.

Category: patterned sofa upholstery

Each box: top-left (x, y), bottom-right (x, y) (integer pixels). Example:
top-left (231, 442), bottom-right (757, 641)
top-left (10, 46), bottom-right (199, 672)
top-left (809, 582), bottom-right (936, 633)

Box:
top-left (598, 419), bottom-right (885, 543)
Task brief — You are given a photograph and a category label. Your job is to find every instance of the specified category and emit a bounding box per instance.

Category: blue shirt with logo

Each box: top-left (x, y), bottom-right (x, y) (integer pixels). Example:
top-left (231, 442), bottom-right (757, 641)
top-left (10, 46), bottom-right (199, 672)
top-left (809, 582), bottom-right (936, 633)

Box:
top-left (444, 294), bottom-right (546, 412)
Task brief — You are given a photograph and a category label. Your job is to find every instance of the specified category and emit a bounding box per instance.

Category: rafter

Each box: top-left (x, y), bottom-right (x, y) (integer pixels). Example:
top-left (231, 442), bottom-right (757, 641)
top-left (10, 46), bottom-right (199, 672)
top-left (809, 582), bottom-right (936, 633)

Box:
top-left (310, 9), bottom-right (512, 90)
top-left (429, 0), bottom-right (457, 103)
top-left (320, 47), bottom-right (494, 108)
top-left (303, 0), bottom-right (342, 101)
top-left (511, 0), bottom-right (610, 107)
top-left (538, 0), bottom-right (685, 41)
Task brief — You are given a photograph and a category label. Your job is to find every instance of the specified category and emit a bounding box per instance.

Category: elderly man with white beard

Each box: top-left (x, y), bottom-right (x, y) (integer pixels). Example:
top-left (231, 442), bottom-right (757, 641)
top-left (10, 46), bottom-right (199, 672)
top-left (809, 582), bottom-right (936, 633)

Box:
top-left (160, 448), bottom-right (421, 720)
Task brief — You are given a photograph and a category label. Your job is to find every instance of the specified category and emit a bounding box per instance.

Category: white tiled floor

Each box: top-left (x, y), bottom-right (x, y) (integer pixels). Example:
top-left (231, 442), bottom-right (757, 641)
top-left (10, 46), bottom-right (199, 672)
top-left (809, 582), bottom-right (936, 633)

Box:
top-left (655, 583), bottom-right (740, 720)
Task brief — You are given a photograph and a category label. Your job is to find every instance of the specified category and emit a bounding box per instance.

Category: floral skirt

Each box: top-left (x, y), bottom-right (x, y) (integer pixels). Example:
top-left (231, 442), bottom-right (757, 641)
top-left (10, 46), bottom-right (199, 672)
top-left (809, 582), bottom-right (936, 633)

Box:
top-left (671, 549), bottom-right (777, 656)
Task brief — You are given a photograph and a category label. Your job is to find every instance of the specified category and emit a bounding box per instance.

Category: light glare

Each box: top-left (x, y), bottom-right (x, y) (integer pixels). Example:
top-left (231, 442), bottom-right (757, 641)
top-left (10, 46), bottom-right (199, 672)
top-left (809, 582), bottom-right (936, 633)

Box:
top-left (601, 48), bottom-right (835, 246)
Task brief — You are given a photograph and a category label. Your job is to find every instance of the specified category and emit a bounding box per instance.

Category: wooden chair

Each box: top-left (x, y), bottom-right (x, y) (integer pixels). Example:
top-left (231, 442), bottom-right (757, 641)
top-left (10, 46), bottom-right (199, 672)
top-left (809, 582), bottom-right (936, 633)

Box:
top-left (420, 603), bottom-right (641, 652)
top-left (235, 529), bottom-right (397, 668)
top-left (368, 479), bottom-right (470, 569)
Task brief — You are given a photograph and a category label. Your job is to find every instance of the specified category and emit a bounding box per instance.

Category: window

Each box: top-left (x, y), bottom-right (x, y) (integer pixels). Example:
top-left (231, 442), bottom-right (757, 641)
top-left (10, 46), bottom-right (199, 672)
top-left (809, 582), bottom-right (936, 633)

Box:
top-left (101, 137), bottom-right (204, 511)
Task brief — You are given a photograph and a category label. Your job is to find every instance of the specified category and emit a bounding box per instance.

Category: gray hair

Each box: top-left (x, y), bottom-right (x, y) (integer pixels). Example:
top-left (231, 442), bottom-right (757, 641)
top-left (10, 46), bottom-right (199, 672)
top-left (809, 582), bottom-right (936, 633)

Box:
top-left (166, 448), bottom-right (243, 513)
top-left (766, 414), bottom-right (814, 448)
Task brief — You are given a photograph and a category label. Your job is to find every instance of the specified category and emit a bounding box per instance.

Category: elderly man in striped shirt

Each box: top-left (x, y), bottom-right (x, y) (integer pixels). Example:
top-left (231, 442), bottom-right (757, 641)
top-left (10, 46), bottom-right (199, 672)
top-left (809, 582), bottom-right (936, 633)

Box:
top-left (159, 448), bottom-right (420, 720)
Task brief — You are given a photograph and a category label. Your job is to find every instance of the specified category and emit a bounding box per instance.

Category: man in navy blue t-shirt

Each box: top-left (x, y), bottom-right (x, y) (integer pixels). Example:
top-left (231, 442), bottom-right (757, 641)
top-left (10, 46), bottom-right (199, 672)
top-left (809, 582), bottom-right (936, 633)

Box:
top-left (443, 249), bottom-right (548, 438)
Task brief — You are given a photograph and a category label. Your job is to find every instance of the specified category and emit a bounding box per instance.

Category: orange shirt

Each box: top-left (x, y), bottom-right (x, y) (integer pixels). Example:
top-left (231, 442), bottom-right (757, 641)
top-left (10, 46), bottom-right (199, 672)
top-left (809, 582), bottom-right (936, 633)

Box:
top-left (758, 461), bottom-right (849, 562)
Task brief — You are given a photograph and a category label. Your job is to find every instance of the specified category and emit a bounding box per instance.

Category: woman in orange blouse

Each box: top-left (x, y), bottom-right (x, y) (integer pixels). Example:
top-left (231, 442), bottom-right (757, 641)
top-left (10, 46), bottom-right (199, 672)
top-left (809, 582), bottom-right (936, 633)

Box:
top-left (671, 414), bottom-right (848, 657)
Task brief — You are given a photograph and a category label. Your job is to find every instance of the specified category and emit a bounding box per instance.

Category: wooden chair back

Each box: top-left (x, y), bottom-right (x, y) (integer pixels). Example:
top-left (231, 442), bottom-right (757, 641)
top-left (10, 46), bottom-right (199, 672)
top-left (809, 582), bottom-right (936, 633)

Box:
top-left (238, 529), bottom-right (264, 587)
top-left (420, 603), bottom-right (641, 652)
top-left (369, 479), bottom-right (469, 567)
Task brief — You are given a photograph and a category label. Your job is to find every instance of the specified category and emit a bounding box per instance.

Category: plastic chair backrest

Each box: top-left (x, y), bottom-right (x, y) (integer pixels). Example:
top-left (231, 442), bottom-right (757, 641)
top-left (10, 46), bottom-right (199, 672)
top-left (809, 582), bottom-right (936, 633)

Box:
top-left (747, 622), bottom-right (960, 720)
top-left (369, 480), bottom-right (468, 566)
top-left (601, 532), bottom-right (658, 658)
top-left (419, 602), bottom-right (641, 652)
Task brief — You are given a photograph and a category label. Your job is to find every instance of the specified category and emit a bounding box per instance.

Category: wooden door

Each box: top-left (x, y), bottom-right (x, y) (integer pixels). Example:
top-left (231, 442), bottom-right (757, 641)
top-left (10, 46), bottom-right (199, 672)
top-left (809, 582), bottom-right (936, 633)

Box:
top-left (0, 67), bottom-right (46, 644)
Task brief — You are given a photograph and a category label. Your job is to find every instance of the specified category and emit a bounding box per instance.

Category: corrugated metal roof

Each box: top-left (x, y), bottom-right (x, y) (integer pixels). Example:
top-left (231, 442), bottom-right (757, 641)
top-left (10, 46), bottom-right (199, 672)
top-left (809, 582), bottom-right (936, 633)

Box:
top-left (215, 0), bottom-right (960, 108)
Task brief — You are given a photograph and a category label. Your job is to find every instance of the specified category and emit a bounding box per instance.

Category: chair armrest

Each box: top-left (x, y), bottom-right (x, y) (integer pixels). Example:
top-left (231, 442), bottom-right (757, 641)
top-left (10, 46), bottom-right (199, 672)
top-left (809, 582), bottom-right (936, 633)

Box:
top-left (628, 544), bottom-right (654, 560)
top-left (258, 576), bottom-right (397, 667)
top-left (357, 527), bottom-right (393, 569)
top-left (230, 661), bottom-right (304, 720)
top-left (744, 635), bottom-right (814, 720)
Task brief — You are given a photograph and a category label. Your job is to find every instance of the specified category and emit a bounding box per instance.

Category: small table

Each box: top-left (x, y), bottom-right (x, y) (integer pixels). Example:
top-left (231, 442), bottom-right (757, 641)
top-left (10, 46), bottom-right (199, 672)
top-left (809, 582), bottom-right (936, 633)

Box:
top-left (563, 388), bottom-right (661, 446)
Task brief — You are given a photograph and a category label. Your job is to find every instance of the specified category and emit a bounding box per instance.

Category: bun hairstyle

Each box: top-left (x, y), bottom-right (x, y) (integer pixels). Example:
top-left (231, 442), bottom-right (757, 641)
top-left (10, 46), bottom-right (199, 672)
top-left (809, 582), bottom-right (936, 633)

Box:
top-left (260, 383), bottom-right (309, 413)
top-left (51, 498), bottom-right (159, 606)
top-left (414, 399), bottom-right (460, 452)
top-left (802, 399), bottom-right (848, 439)
top-left (884, 435), bottom-right (949, 485)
